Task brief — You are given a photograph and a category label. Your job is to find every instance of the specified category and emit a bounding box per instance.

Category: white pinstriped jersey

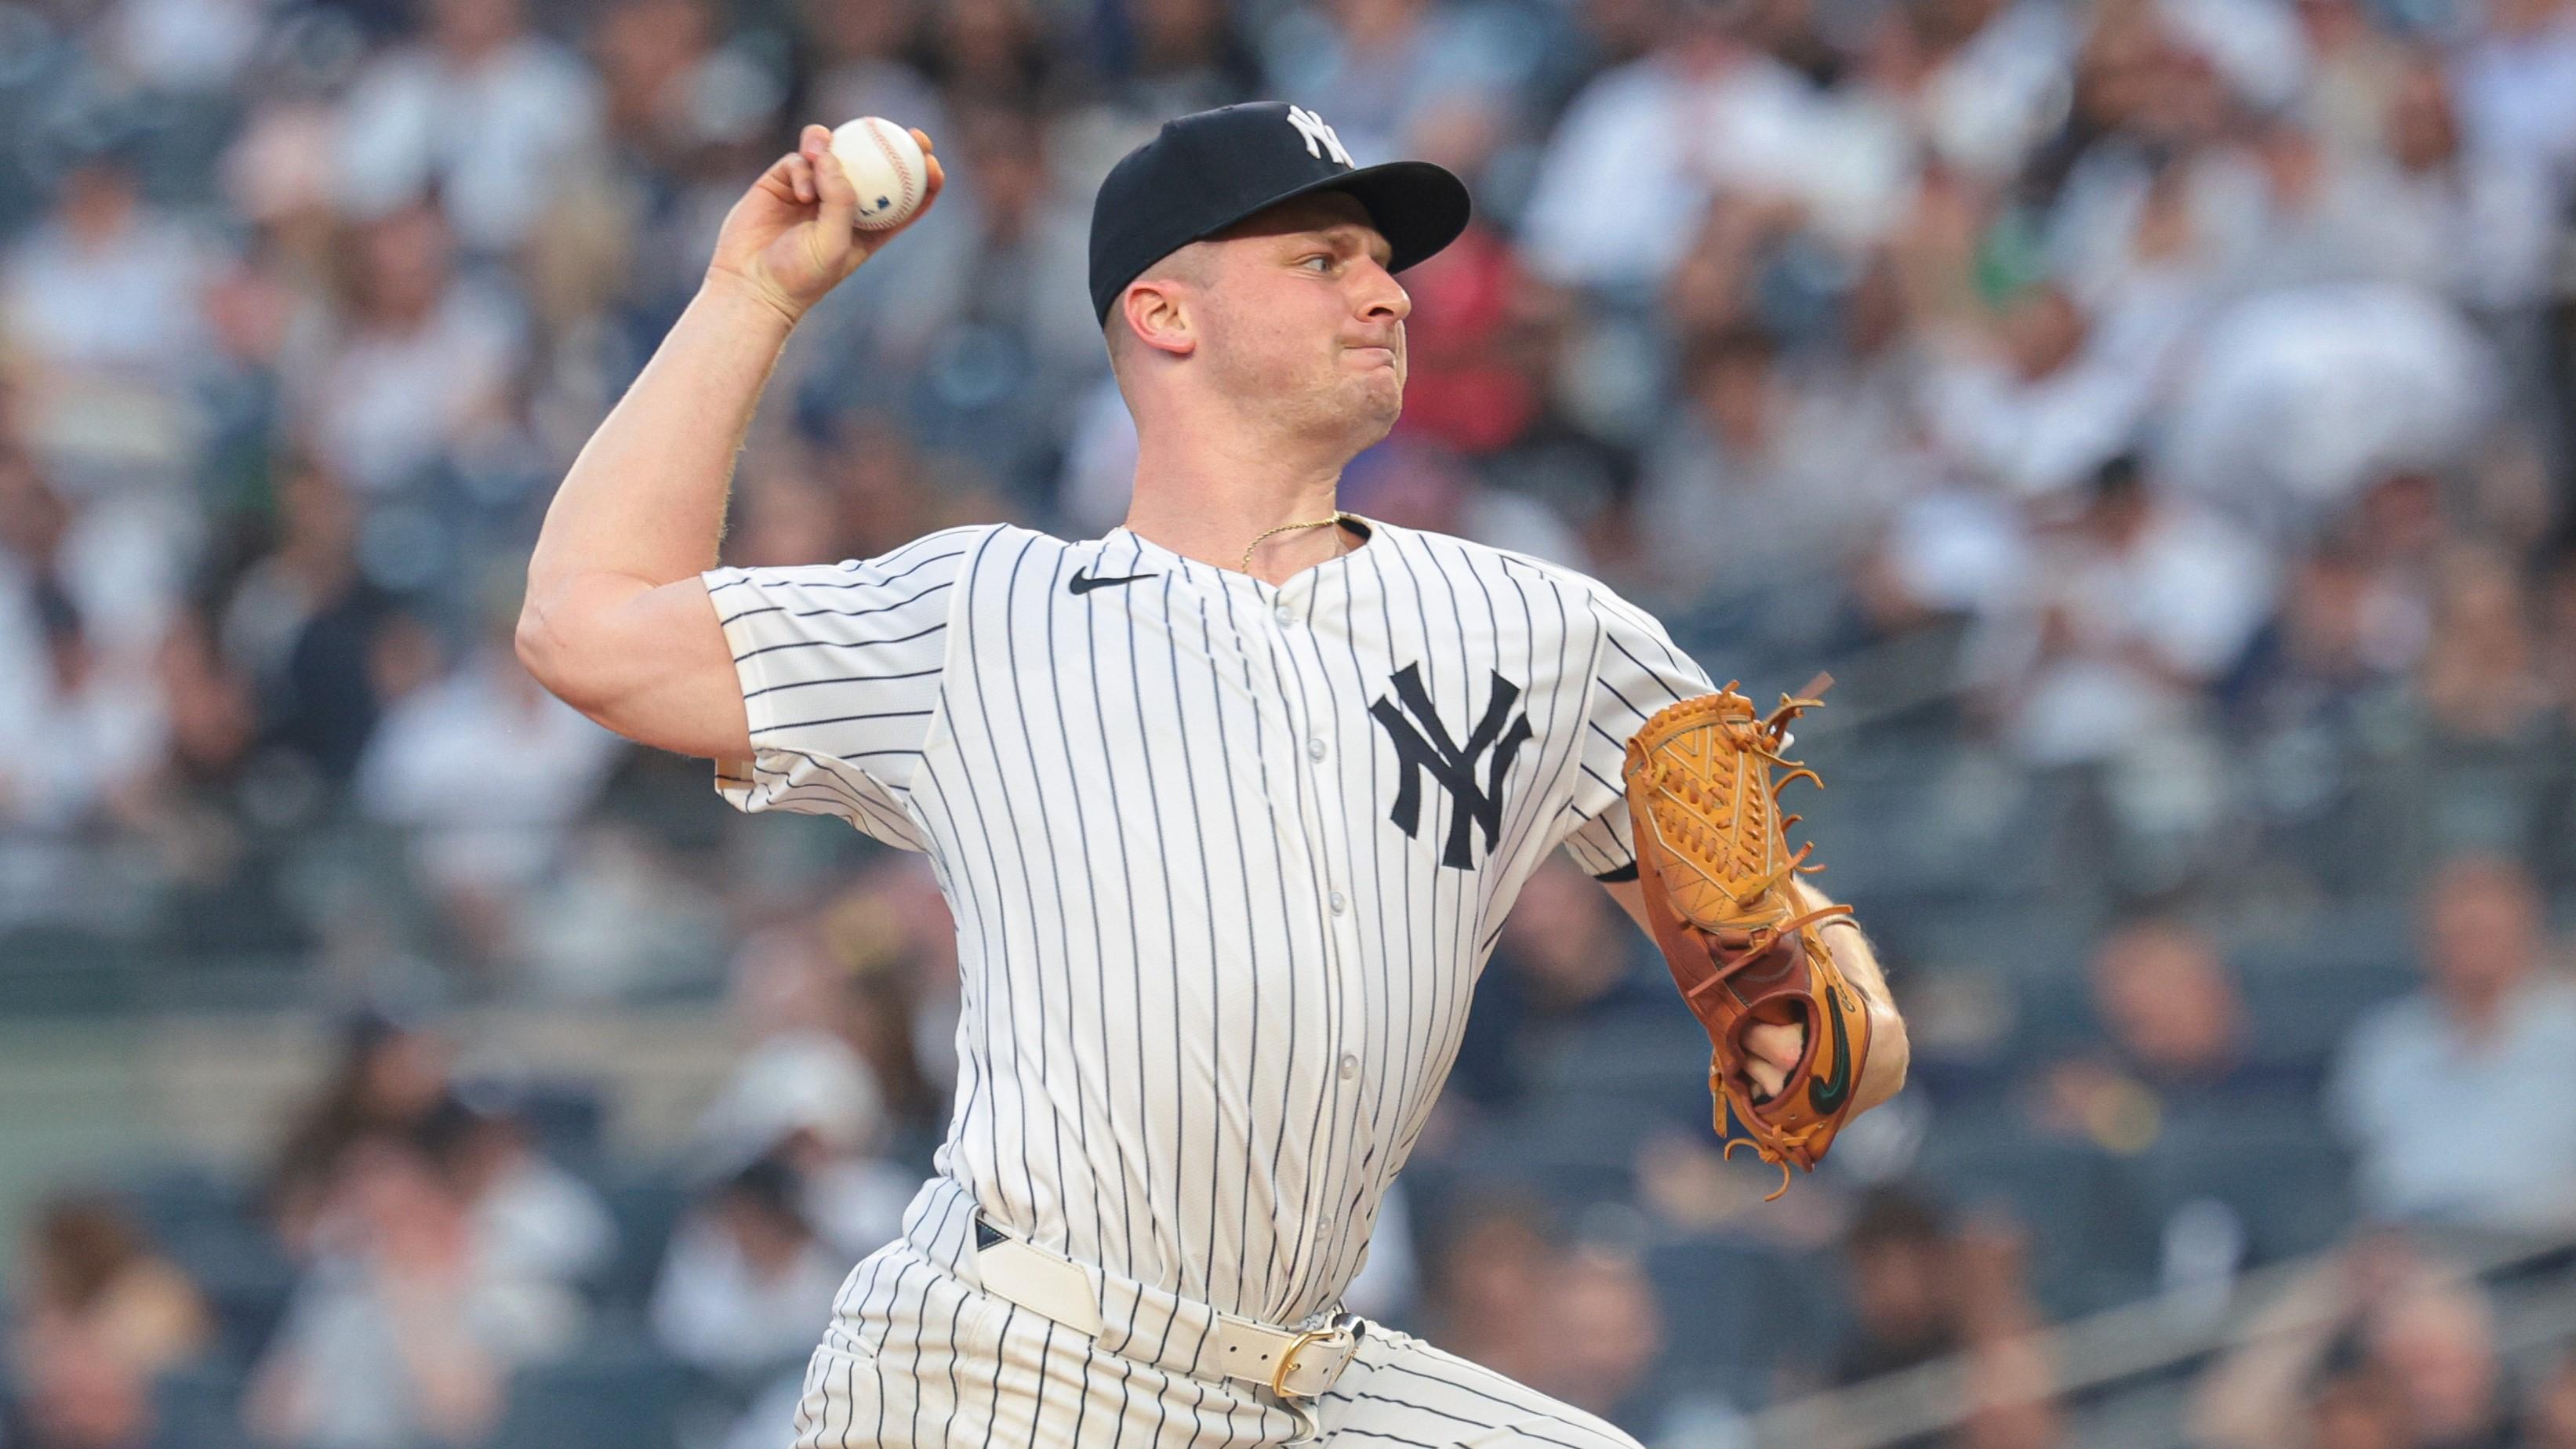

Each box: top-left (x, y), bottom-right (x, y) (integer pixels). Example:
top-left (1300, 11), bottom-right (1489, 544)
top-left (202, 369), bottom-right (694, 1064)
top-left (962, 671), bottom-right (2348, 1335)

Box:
top-left (709, 517), bottom-right (1713, 1328)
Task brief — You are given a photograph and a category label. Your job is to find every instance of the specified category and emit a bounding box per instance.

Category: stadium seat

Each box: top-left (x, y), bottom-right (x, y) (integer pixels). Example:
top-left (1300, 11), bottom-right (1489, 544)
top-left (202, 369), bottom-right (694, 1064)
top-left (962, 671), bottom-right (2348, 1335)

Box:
top-left (510, 1077), bottom-right (609, 1169)
top-left (1642, 1237), bottom-right (1835, 1386)
top-left (1909, 1133), bottom-right (2157, 1318)
top-left (151, 1359), bottom-right (253, 1449)
top-left (192, 1244), bottom-right (298, 1365)
top-left (117, 1166), bottom-right (299, 1363)
top-left (2230, 902), bottom-right (2414, 975)
top-left (1466, 1104), bottom-right (1644, 1210)
top-left (2234, 961), bottom-right (2418, 1070)
top-left (481, 1337), bottom-right (692, 1449)
top-left (1528, 1014), bottom-right (1717, 1099)
top-left (2131, 1106), bottom-right (2355, 1267)
top-left (0, 926), bottom-right (137, 1015)
top-left (589, 1172), bottom-right (692, 1312)
top-left (115, 1162), bottom-right (244, 1243)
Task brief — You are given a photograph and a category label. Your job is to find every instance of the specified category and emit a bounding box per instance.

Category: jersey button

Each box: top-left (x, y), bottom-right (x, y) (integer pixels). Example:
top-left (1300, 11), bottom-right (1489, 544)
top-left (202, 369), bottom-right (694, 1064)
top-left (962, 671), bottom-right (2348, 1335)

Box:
top-left (1328, 891), bottom-right (1346, 915)
top-left (1273, 604), bottom-right (1293, 626)
top-left (1338, 1053), bottom-right (1358, 1080)
top-left (1306, 737), bottom-right (1326, 762)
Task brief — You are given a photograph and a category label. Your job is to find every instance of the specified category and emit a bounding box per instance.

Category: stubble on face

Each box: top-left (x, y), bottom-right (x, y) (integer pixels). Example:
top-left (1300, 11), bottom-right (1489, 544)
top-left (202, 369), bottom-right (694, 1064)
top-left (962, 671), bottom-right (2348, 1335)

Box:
top-left (1199, 194), bottom-right (1408, 452)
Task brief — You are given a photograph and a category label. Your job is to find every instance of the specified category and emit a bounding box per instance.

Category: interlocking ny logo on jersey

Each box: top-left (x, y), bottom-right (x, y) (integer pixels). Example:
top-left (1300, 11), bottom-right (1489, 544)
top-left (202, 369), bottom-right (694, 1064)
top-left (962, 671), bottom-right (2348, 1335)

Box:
top-left (1370, 663), bottom-right (1534, 870)
top-left (1286, 106), bottom-right (1353, 168)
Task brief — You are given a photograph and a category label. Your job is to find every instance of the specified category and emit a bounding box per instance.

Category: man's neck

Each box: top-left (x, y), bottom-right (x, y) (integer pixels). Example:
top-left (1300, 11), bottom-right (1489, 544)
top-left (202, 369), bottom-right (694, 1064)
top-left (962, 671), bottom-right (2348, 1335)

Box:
top-left (2443, 978), bottom-right (2523, 1043)
top-left (1121, 428), bottom-right (1367, 585)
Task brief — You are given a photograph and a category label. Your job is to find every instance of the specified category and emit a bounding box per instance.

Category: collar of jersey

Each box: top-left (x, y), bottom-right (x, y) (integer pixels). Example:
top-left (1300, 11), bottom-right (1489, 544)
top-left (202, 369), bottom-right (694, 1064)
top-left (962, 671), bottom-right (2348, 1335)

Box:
top-left (1105, 514), bottom-right (1380, 591)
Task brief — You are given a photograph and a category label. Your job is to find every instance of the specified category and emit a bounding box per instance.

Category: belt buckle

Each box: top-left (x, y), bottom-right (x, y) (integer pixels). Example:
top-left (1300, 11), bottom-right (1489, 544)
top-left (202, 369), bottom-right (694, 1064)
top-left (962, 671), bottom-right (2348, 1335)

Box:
top-left (1268, 1326), bottom-right (1344, 1399)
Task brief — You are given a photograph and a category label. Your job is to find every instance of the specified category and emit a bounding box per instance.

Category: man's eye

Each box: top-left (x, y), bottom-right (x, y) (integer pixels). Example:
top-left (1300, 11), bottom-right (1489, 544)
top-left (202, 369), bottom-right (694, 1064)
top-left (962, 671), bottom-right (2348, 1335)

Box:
top-left (1302, 255), bottom-right (1335, 271)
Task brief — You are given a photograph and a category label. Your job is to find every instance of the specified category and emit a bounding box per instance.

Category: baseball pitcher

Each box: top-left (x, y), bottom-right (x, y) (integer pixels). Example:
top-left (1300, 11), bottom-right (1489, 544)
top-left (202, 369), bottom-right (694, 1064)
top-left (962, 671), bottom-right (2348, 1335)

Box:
top-left (520, 103), bottom-right (1909, 1447)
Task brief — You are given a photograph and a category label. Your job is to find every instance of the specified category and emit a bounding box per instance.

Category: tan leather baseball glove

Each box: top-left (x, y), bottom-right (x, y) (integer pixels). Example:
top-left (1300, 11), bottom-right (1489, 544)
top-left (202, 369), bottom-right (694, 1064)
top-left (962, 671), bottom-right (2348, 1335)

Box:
top-left (1622, 677), bottom-right (1874, 1200)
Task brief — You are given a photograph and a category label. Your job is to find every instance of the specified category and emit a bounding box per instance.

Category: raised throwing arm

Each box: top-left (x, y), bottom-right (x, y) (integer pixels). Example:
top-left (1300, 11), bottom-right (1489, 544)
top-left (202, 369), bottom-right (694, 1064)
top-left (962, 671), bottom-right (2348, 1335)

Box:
top-left (516, 124), bottom-right (943, 759)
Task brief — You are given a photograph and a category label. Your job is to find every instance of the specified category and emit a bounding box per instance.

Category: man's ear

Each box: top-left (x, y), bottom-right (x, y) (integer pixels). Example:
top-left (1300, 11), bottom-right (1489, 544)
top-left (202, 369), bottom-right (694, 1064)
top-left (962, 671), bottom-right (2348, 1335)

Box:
top-left (1121, 279), bottom-right (1198, 361)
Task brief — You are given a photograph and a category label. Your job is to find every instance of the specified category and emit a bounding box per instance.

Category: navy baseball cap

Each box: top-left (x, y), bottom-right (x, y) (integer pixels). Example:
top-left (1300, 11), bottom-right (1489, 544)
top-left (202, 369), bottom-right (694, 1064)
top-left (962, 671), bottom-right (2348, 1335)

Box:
top-left (1088, 102), bottom-right (1473, 327)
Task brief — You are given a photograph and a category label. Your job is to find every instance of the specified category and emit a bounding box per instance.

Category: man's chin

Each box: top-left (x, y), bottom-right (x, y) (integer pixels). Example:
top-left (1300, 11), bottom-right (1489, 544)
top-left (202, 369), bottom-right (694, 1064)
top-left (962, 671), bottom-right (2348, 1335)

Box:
top-left (1350, 381), bottom-right (1401, 440)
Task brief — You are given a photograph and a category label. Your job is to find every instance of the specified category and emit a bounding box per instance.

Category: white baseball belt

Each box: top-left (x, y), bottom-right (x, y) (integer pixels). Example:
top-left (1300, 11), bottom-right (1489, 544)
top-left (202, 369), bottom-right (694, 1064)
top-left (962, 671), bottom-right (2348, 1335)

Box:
top-left (971, 1214), bottom-right (1363, 1400)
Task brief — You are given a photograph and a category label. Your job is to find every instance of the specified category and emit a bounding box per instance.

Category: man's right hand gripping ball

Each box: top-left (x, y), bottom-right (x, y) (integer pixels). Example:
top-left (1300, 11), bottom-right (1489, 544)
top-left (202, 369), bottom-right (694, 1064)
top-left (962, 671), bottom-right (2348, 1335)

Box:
top-left (1622, 680), bottom-right (1884, 1199)
top-left (706, 123), bottom-right (946, 325)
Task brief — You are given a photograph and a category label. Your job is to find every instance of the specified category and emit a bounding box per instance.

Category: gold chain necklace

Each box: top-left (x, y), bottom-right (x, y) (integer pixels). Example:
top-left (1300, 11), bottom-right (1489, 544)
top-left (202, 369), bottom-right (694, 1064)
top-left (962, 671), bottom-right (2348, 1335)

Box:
top-left (1240, 512), bottom-right (1357, 572)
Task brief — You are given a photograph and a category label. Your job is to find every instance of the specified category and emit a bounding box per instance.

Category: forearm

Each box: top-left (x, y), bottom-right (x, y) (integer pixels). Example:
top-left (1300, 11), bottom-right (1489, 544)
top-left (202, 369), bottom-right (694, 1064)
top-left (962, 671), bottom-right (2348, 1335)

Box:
top-left (518, 279), bottom-right (796, 715)
top-left (525, 279), bottom-right (795, 612)
top-left (1790, 877), bottom-right (1910, 1107)
top-left (1792, 878), bottom-right (1894, 1004)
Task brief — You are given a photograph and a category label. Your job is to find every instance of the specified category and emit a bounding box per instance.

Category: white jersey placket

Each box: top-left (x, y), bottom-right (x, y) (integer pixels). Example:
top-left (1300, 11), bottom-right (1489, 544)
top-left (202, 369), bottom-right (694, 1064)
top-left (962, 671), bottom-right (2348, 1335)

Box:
top-left (1249, 568), bottom-right (1375, 1322)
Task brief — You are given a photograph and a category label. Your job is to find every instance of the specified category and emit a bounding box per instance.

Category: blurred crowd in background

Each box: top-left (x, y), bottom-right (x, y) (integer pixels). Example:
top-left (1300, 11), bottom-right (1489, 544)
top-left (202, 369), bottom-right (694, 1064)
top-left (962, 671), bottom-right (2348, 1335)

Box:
top-left (5, 0), bottom-right (2576, 1441)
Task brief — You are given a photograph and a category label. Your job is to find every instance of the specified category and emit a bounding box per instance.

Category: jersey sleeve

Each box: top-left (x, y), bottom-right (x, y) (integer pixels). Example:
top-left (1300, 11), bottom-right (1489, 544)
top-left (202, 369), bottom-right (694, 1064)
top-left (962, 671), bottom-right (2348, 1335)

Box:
top-left (1553, 590), bottom-right (1717, 880)
top-left (704, 527), bottom-right (991, 850)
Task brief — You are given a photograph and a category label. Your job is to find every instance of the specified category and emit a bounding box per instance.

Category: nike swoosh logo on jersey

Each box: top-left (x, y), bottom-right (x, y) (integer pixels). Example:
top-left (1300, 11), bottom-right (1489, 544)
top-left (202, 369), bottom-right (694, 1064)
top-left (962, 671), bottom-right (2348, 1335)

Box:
top-left (1808, 984), bottom-right (1853, 1115)
top-left (1069, 569), bottom-right (1157, 595)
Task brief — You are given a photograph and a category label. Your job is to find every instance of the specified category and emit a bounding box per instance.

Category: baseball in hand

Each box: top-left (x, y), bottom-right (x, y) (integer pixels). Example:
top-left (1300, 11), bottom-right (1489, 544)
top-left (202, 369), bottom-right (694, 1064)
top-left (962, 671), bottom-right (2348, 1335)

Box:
top-left (830, 118), bottom-right (931, 231)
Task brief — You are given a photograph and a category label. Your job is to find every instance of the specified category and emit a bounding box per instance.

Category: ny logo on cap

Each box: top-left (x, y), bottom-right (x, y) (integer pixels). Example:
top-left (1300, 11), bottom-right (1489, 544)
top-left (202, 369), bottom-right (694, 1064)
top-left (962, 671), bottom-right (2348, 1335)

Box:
top-left (1286, 106), bottom-right (1353, 168)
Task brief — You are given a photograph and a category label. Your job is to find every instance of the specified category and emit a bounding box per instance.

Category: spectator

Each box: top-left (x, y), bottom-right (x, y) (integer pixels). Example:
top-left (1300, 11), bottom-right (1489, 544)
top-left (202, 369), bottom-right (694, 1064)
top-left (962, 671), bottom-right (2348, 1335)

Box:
top-left (2367, 1275), bottom-right (2514, 1449)
top-left (647, 1157), bottom-right (845, 1385)
top-left (1339, 434), bottom-right (1589, 570)
top-left (2196, 1233), bottom-right (2512, 1449)
top-left (1255, 0), bottom-right (1542, 176)
top-left (0, 154), bottom-right (216, 488)
top-left (1913, 281), bottom-right (2177, 508)
top-left (2528, 1348), bottom-right (2576, 1449)
top-left (267, 1013), bottom-right (455, 1252)
top-left (1946, 1215), bottom-right (2062, 1449)
top-left (801, 0), bottom-right (946, 145)
top-left (1831, 1191), bottom-right (2062, 1445)
top-left (2327, 853), bottom-right (2576, 1229)
top-left (0, 444), bottom-right (183, 681)
top-left (1630, 322), bottom-right (1898, 616)
top-left (691, 1027), bottom-right (917, 1261)
top-left (856, 100), bottom-right (1099, 503)
top-left (289, 200), bottom-right (527, 500)
top-left (332, 0), bottom-right (606, 254)
top-left (1517, 0), bottom-right (1819, 292)
top-left (2366, 56), bottom-right (2558, 318)
top-left (2156, 287), bottom-right (2497, 539)
top-left (2450, 0), bottom-right (2576, 189)
top-left (2292, 0), bottom-right (2405, 163)
top-left (129, 613), bottom-right (313, 953)
top-left (219, 460), bottom-right (402, 785)
top-left (2414, 542), bottom-right (2553, 748)
top-left (1833, 1189), bottom-right (1958, 1386)
top-left (416, 1092), bottom-right (617, 1288)
top-left (923, 0), bottom-right (1055, 111)
top-left (1531, 1239), bottom-right (1665, 1428)
top-left (0, 581), bottom-right (165, 833)
top-left (1080, 0), bottom-right (1262, 125)
top-left (8, 1194), bottom-right (212, 1449)
top-left (1447, 854), bottom-right (1666, 1111)
top-left (220, 463), bottom-right (396, 782)
top-left (245, 1135), bottom-right (581, 1449)
top-left (353, 601), bottom-right (624, 969)
top-left (2029, 917), bottom-right (2316, 1151)
top-left (1414, 1194), bottom-right (1557, 1390)
top-left (1964, 454), bottom-right (2272, 768)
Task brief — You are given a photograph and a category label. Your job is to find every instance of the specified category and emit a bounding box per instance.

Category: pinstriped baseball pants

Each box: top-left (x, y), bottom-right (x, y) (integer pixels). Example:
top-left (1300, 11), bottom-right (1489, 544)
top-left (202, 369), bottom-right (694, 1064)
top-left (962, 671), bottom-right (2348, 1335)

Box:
top-left (790, 1241), bottom-right (1644, 1448)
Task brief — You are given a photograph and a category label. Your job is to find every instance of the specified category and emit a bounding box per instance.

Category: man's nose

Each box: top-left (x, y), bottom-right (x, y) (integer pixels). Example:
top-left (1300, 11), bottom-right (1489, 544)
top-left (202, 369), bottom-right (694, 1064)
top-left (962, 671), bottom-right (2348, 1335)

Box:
top-left (1357, 259), bottom-right (1410, 322)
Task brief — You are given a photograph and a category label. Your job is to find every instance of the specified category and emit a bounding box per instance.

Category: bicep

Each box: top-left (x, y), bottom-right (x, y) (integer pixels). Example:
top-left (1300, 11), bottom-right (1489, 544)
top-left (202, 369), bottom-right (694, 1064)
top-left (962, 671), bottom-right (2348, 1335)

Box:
top-left (518, 573), bottom-right (750, 761)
